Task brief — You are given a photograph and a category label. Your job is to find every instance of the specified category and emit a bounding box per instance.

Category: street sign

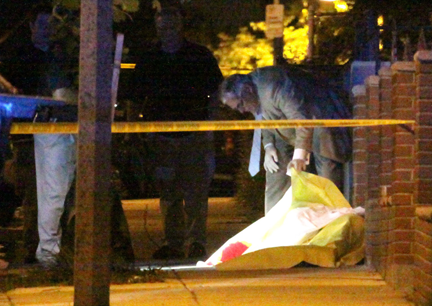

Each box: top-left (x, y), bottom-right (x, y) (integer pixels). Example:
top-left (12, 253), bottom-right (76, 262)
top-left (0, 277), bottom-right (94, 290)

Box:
top-left (265, 4), bottom-right (284, 39)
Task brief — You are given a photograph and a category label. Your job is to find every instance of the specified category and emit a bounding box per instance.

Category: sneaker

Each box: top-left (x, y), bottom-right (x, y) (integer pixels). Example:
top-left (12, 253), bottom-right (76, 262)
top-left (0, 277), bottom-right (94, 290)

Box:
top-left (152, 245), bottom-right (184, 260)
top-left (188, 242), bottom-right (206, 259)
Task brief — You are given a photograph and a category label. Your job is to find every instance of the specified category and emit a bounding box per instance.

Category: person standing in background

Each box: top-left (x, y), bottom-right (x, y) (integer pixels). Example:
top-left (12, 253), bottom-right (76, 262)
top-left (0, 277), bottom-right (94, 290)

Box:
top-left (0, 3), bottom-right (76, 265)
top-left (131, 5), bottom-right (223, 260)
top-left (29, 3), bottom-right (77, 266)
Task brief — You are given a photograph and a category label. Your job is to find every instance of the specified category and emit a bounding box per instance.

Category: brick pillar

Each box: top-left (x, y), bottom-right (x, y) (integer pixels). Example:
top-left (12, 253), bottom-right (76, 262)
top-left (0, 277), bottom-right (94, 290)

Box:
top-left (370, 67), bottom-right (394, 277)
top-left (414, 51), bottom-right (432, 205)
top-left (351, 85), bottom-right (373, 265)
top-left (352, 85), bottom-right (368, 208)
top-left (363, 76), bottom-right (388, 271)
top-left (388, 61), bottom-right (416, 292)
top-left (361, 69), bottom-right (396, 277)
top-left (378, 67), bottom-right (393, 200)
top-left (363, 73), bottom-right (402, 276)
top-left (365, 76), bottom-right (381, 201)
top-left (413, 50), bottom-right (432, 306)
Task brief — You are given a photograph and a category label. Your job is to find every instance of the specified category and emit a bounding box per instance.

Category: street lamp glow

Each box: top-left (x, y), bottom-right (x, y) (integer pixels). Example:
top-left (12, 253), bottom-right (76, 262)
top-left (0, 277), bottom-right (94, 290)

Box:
top-left (334, 1), bottom-right (348, 12)
top-left (306, 0), bottom-right (349, 61)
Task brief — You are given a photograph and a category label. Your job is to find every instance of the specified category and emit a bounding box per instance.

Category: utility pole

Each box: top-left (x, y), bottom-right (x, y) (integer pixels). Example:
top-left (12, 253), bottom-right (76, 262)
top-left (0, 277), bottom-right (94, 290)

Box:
top-left (266, 0), bottom-right (284, 65)
top-left (273, 33), bottom-right (284, 65)
top-left (306, 0), bottom-right (316, 62)
top-left (74, 0), bottom-right (113, 305)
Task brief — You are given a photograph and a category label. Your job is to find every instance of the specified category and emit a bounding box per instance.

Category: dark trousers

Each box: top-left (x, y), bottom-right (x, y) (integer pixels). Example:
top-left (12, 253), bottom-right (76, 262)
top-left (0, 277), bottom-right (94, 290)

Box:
top-left (152, 132), bottom-right (214, 249)
top-left (11, 138), bottom-right (39, 263)
top-left (265, 136), bottom-right (344, 215)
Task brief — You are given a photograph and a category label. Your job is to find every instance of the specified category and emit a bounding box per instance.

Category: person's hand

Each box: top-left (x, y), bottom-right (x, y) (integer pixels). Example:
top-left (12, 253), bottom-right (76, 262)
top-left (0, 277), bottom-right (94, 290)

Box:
top-left (288, 159), bottom-right (307, 172)
top-left (264, 145), bottom-right (279, 173)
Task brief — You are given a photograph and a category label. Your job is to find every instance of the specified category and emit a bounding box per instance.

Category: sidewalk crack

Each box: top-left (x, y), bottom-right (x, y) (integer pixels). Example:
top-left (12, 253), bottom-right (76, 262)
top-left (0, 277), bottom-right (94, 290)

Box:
top-left (171, 269), bottom-right (201, 306)
top-left (0, 292), bottom-right (14, 306)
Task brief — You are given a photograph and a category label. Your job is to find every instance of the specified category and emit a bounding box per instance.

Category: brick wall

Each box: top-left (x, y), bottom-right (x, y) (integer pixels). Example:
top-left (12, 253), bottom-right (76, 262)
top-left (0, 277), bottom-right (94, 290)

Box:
top-left (388, 62), bottom-right (416, 294)
top-left (413, 218), bottom-right (432, 304)
top-left (351, 53), bottom-right (432, 305)
top-left (366, 76), bottom-right (381, 203)
top-left (352, 85), bottom-right (367, 209)
top-left (378, 67), bottom-right (393, 204)
top-left (414, 51), bottom-right (432, 205)
top-left (412, 51), bottom-right (432, 305)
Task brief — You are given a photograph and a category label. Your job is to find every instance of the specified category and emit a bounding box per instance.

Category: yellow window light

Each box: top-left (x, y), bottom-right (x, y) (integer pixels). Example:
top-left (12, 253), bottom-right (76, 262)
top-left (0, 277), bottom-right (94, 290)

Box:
top-left (378, 15), bottom-right (384, 27)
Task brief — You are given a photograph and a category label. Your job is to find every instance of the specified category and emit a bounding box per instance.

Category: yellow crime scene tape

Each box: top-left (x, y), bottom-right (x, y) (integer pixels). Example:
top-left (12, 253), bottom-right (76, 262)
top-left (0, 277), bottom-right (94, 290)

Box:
top-left (9, 119), bottom-right (415, 134)
top-left (120, 63), bottom-right (136, 69)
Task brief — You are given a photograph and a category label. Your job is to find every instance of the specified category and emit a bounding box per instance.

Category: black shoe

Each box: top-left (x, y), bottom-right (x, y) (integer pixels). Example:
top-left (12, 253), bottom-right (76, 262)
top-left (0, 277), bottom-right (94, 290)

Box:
top-left (152, 245), bottom-right (184, 260)
top-left (188, 242), bottom-right (206, 259)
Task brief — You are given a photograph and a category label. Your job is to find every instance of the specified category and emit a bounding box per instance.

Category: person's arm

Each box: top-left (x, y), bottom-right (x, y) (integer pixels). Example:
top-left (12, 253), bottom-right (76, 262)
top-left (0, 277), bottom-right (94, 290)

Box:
top-left (276, 83), bottom-right (313, 172)
top-left (127, 53), bottom-right (154, 121)
top-left (200, 47), bottom-right (224, 120)
top-left (262, 128), bottom-right (275, 149)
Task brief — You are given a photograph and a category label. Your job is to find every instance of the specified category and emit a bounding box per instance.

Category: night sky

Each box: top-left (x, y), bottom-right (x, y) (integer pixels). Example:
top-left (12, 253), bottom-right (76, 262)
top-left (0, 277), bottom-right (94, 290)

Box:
top-left (0, 1), bottom-right (41, 32)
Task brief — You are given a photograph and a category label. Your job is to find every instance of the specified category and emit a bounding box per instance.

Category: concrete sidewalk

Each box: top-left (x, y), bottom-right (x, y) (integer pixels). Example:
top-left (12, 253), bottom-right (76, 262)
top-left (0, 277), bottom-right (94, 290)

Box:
top-left (1, 266), bottom-right (413, 305)
top-left (122, 197), bottom-right (253, 262)
top-left (0, 198), bottom-right (414, 305)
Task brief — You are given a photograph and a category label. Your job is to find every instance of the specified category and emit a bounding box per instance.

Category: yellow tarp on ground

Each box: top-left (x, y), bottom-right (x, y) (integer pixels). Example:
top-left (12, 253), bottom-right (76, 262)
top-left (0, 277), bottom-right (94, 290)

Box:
top-left (199, 170), bottom-right (365, 270)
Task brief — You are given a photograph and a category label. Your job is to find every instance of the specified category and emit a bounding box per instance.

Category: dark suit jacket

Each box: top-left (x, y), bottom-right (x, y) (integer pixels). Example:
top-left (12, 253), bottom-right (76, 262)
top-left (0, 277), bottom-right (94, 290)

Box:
top-left (251, 66), bottom-right (352, 163)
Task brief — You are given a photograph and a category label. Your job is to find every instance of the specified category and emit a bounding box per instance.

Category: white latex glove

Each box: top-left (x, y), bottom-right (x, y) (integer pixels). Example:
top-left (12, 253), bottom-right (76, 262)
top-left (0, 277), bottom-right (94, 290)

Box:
top-left (264, 145), bottom-right (279, 173)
